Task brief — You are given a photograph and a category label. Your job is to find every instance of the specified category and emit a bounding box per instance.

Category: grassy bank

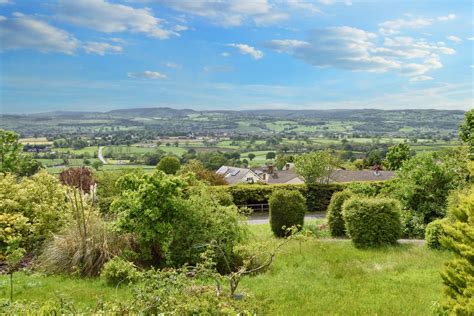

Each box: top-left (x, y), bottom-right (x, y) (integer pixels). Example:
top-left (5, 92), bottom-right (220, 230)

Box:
top-left (0, 221), bottom-right (450, 314)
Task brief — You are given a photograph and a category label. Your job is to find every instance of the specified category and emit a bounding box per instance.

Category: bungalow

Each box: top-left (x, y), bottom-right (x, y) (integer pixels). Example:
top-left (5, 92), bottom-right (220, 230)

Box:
top-left (217, 163), bottom-right (395, 185)
top-left (216, 166), bottom-right (262, 185)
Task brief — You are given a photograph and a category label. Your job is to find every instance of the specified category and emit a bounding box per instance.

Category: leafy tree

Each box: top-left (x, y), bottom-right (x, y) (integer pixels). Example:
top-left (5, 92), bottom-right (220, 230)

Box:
top-left (0, 130), bottom-right (23, 174)
top-left (248, 153), bottom-right (256, 161)
top-left (384, 149), bottom-right (469, 237)
top-left (0, 129), bottom-right (42, 176)
top-left (92, 160), bottom-right (103, 171)
top-left (178, 159), bottom-right (227, 185)
top-left (275, 154), bottom-right (294, 170)
top-left (112, 171), bottom-right (245, 267)
top-left (439, 186), bottom-right (474, 314)
top-left (157, 155), bottom-right (181, 175)
top-left (196, 152), bottom-right (228, 170)
top-left (363, 149), bottom-right (383, 168)
top-left (142, 149), bottom-right (166, 165)
top-left (294, 150), bottom-right (339, 184)
top-left (383, 143), bottom-right (411, 170)
top-left (459, 109), bottom-right (473, 160)
top-left (266, 152), bottom-right (276, 160)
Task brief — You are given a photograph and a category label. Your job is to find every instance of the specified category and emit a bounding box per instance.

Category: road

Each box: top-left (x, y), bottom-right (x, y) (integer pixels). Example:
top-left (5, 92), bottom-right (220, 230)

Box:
top-left (247, 213), bottom-right (325, 225)
top-left (98, 146), bottom-right (108, 164)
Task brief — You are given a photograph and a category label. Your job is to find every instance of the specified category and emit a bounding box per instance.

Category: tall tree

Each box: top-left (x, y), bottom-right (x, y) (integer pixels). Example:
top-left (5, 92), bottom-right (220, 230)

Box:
top-left (459, 109), bottom-right (473, 160)
top-left (0, 129), bottom-right (42, 176)
top-left (157, 155), bottom-right (181, 175)
top-left (383, 143), bottom-right (411, 170)
top-left (294, 150), bottom-right (339, 184)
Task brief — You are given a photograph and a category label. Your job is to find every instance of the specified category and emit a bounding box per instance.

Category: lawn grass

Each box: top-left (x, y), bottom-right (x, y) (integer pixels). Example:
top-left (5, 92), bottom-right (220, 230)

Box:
top-left (0, 221), bottom-right (450, 315)
top-left (241, 222), bottom-right (451, 315)
top-left (0, 273), bottom-right (132, 310)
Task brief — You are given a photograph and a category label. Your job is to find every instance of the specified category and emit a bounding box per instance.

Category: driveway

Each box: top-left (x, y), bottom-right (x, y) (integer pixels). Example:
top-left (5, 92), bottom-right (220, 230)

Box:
top-left (247, 213), bottom-right (326, 225)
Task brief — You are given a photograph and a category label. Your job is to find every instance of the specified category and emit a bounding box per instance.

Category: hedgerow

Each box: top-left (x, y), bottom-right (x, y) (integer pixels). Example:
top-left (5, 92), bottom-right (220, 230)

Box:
top-left (213, 182), bottom-right (386, 212)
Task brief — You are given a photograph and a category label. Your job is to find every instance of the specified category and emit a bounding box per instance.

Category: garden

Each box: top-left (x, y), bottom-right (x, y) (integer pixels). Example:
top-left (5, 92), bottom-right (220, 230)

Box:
top-left (0, 110), bottom-right (473, 314)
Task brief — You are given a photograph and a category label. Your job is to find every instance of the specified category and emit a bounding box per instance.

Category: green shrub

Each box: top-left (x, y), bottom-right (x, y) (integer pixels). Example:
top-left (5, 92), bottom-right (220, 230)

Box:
top-left (382, 150), bottom-right (469, 238)
top-left (101, 257), bottom-right (140, 286)
top-left (0, 171), bottom-right (69, 251)
top-left (112, 171), bottom-right (246, 269)
top-left (327, 190), bottom-right (352, 237)
top-left (346, 182), bottom-right (381, 197)
top-left (269, 190), bottom-right (306, 237)
top-left (0, 213), bottom-right (30, 259)
top-left (425, 218), bottom-right (448, 250)
top-left (342, 197), bottom-right (402, 248)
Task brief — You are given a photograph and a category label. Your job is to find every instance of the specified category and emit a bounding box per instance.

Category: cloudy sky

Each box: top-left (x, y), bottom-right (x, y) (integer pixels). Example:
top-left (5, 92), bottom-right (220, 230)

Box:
top-left (0, 0), bottom-right (472, 113)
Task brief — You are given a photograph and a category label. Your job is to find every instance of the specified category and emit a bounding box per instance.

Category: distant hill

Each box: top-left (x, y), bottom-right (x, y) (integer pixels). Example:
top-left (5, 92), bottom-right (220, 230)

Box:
top-left (7, 107), bottom-right (465, 119)
top-left (106, 107), bottom-right (196, 118)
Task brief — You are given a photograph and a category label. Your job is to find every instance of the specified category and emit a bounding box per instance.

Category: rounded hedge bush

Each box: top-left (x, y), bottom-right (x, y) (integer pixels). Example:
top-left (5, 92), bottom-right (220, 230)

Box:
top-left (342, 197), bottom-right (402, 248)
top-left (101, 257), bottom-right (140, 286)
top-left (425, 218), bottom-right (448, 249)
top-left (327, 190), bottom-right (352, 237)
top-left (269, 190), bottom-right (306, 237)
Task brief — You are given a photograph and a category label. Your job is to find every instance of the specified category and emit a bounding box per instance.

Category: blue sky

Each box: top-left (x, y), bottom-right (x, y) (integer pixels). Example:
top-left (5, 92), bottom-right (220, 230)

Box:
top-left (0, 0), bottom-right (472, 113)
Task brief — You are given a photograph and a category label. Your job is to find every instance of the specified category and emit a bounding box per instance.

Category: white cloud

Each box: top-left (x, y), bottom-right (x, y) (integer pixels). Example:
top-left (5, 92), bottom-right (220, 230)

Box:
top-left (154, 0), bottom-right (346, 27)
top-left (228, 43), bottom-right (263, 59)
top-left (409, 75), bottom-right (433, 82)
top-left (446, 35), bottom-right (462, 43)
top-left (154, 0), bottom-right (275, 27)
top-left (127, 71), bottom-right (168, 79)
top-left (83, 41), bottom-right (123, 55)
top-left (283, 0), bottom-right (321, 13)
top-left (165, 62), bottom-right (181, 68)
top-left (56, 0), bottom-right (178, 39)
top-left (0, 13), bottom-right (78, 54)
top-left (437, 14), bottom-right (456, 21)
top-left (267, 26), bottom-right (455, 79)
top-left (379, 17), bottom-right (432, 35)
top-left (221, 52), bottom-right (230, 57)
top-left (173, 24), bottom-right (188, 31)
top-left (467, 37), bottom-right (474, 41)
top-left (253, 12), bottom-right (289, 26)
top-left (0, 0), bottom-right (12, 4)
top-left (267, 27), bottom-right (399, 73)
